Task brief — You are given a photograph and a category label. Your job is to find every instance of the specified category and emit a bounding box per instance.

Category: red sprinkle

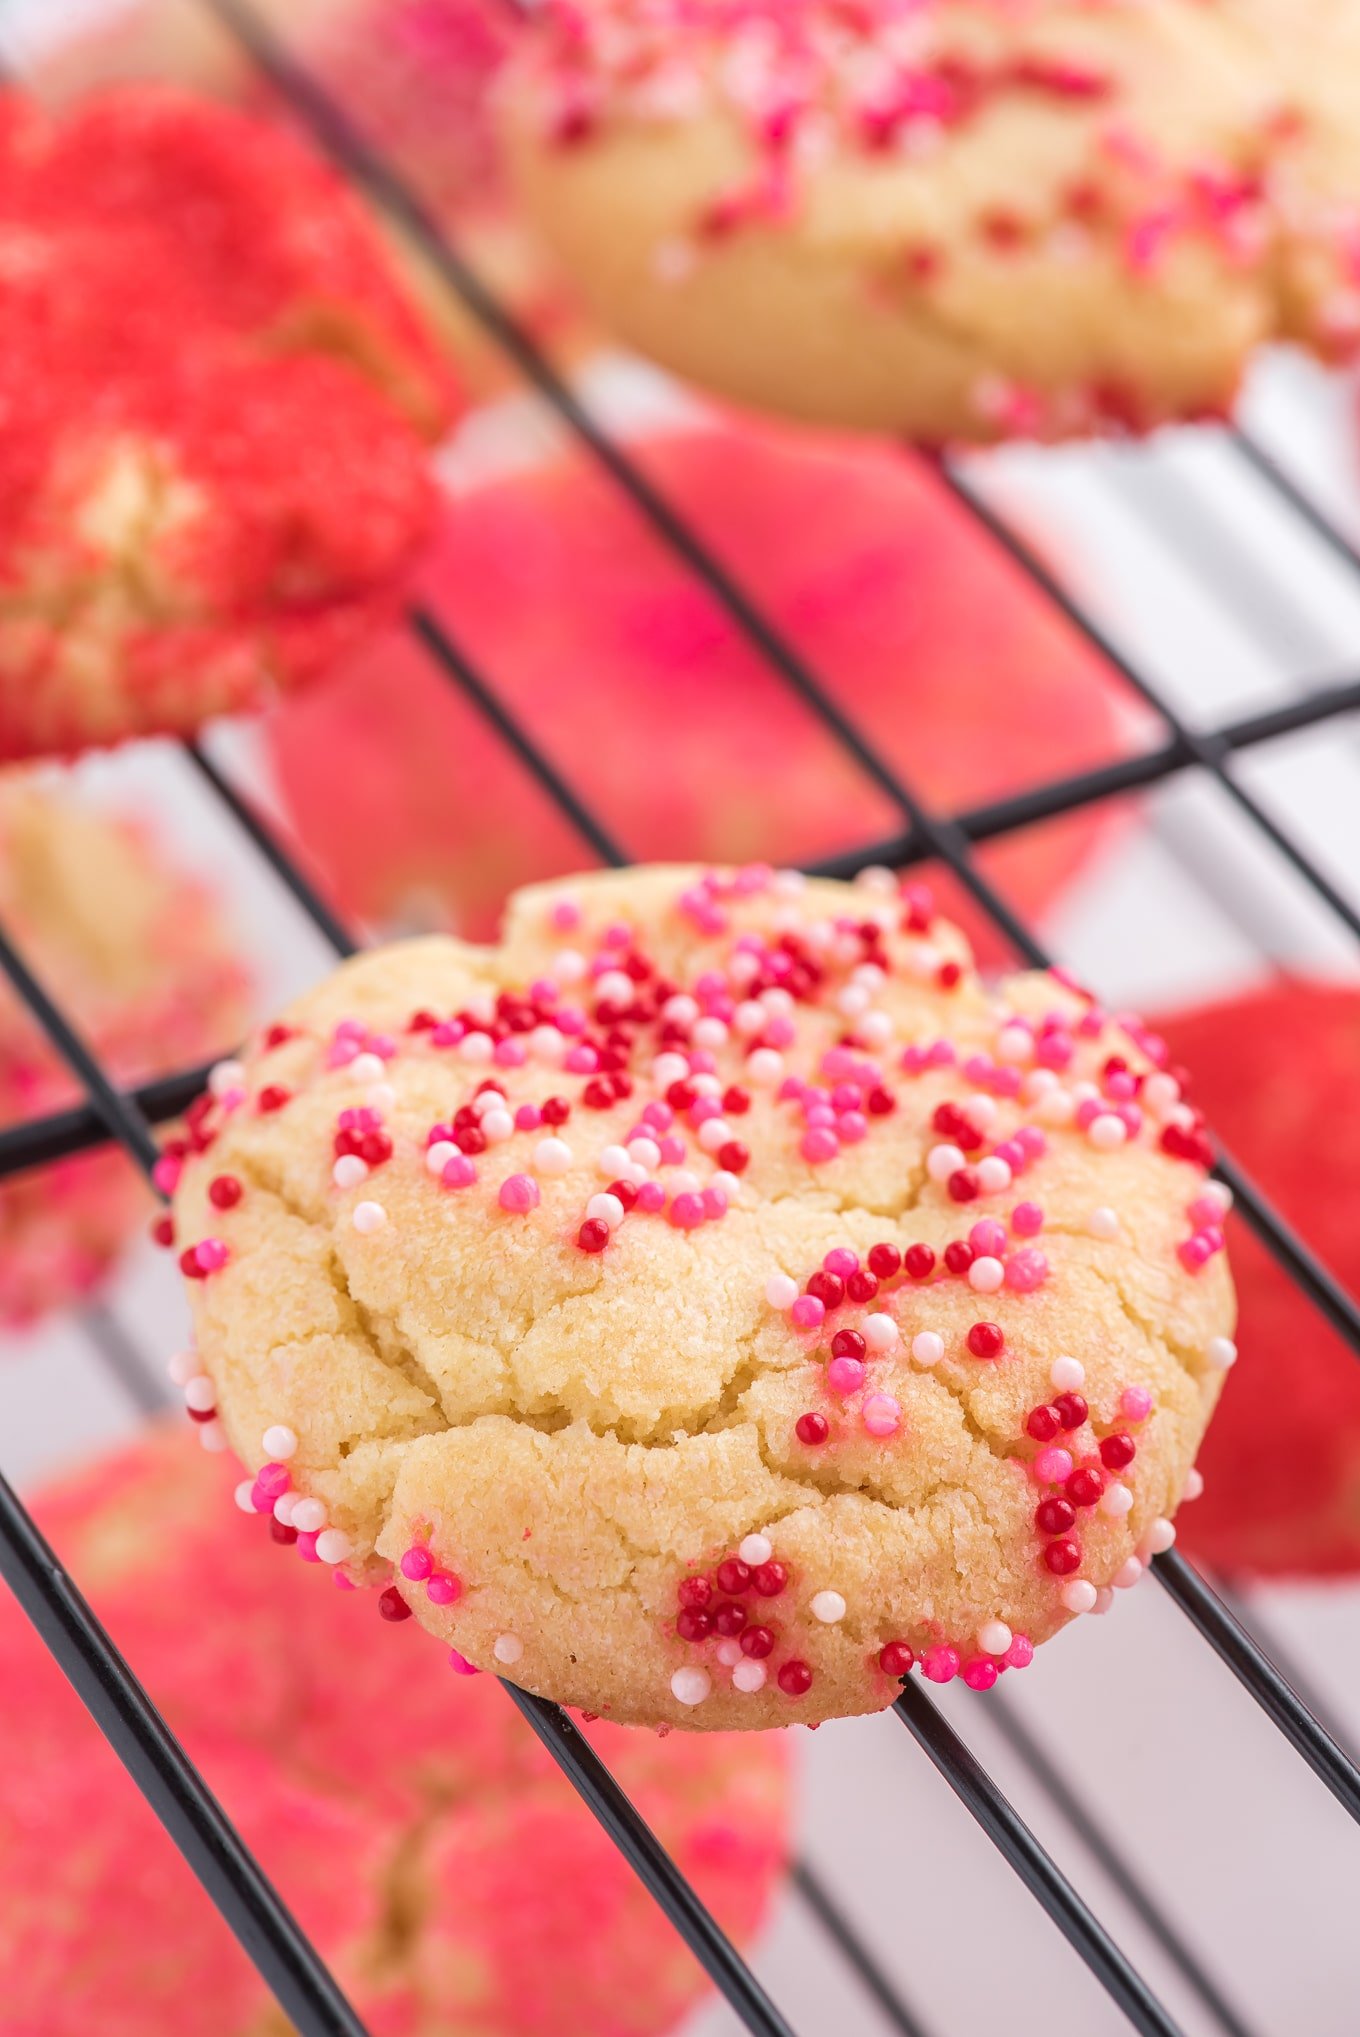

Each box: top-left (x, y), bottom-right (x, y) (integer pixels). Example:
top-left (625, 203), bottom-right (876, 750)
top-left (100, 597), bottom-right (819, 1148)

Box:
top-left (715, 1557), bottom-right (751, 1595)
top-left (740, 1625), bottom-right (775, 1658)
top-left (1066, 1468), bottom-right (1105, 1508)
top-left (1035, 1497), bottom-right (1076, 1536)
top-left (752, 1561), bottom-right (787, 1597)
top-left (207, 1174), bottom-right (242, 1210)
top-left (795, 1412), bottom-right (829, 1446)
top-left (577, 1218), bottom-right (611, 1254)
top-left (677, 1575), bottom-right (712, 1610)
top-left (966, 1321), bottom-right (1005, 1360)
top-left (378, 1586), bottom-right (412, 1621)
top-left (904, 1243), bottom-right (936, 1279)
top-left (256, 1085), bottom-right (290, 1114)
top-left (676, 1607), bottom-right (711, 1642)
top-left (878, 1640), bottom-right (915, 1677)
top-left (778, 1659), bottom-right (813, 1696)
top-left (1100, 1433), bottom-right (1137, 1470)
top-left (1043, 1539), bottom-right (1083, 1576)
top-left (868, 1243), bottom-right (902, 1279)
top-left (1026, 1404), bottom-right (1061, 1442)
top-left (1052, 1392), bottom-right (1088, 1431)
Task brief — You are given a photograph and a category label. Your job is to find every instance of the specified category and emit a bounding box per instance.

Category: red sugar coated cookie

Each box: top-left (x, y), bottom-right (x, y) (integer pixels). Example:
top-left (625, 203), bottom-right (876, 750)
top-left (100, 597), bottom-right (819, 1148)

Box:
top-left (1157, 980), bottom-right (1360, 1580)
top-left (0, 85), bottom-right (460, 761)
top-left (270, 414), bottom-right (1130, 966)
top-left (0, 1427), bottom-right (791, 2036)
top-left (0, 779), bottom-right (250, 1331)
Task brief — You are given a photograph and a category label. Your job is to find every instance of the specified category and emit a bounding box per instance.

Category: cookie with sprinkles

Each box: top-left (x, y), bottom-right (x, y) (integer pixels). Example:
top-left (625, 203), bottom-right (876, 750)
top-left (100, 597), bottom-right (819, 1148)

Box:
top-left (502, 0), bottom-right (1360, 443)
top-left (0, 85), bottom-right (459, 761)
top-left (172, 864), bottom-right (1234, 1729)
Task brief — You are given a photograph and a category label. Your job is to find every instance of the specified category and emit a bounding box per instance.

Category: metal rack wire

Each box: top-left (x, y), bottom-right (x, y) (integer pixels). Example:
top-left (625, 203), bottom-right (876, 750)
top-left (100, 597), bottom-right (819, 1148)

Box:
top-left (4, 4), bottom-right (1360, 2034)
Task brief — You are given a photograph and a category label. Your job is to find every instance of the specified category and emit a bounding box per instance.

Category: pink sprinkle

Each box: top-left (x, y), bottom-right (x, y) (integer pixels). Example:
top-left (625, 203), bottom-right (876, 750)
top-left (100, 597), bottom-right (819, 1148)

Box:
top-left (550, 900), bottom-right (581, 932)
top-left (1033, 1447), bottom-right (1074, 1485)
top-left (498, 1174), bottom-right (540, 1215)
top-left (255, 1462), bottom-right (291, 1501)
top-left (1036, 1032), bottom-right (1073, 1070)
top-left (968, 1219), bottom-right (1007, 1258)
top-left (563, 1044), bottom-right (598, 1075)
top-left (689, 1049), bottom-right (718, 1075)
top-left (1188, 1194), bottom-right (1223, 1229)
top-left (296, 1531), bottom-right (320, 1563)
top-left (805, 1103), bottom-right (836, 1130)
top-left (643, 1100), bottom-right (673, 1131)
top-left (690, 1095), bottom-right (723, 1125)
top-left (831, 1083), bottom-right (862, 1112)
top-left (1106, 1072), bottom-right (1137, 1102)
top-left (669, 1192), bottom-right (706, 1230)
top-left (702, 1187), bottom-right (728, 1220)
top-left (659, 1136), bottom-right (687, 1166)
top-left (367, 1036), bottom-right (396, 1061)
top-left (426, 1573), bottom-right (462, 1605)
top-left (801, 1127), bottom-right (839, 1165)
top-left (921, 1646), bottom-right (960, 1685)
top-left (1004, 1634), bottom-right (1035, 1670)
top-left (791, 1295), bottom-right (825, 1331)
top-left (837, 1111), bottom-right (869, 1144)
top-left (993, 1139), bottom-right (1026, 1172)
top-left (333, 1572), bottom-right (356, 1592)
top-left (1121, 1385), bottom-right (1154, 1422)
top-left (400, 1546), bottom-right (433, 1581)
top-left (152, 1154), bottom-right (183, 1195)
top-left (765, 1015), bottom-right (796, 1048)
top-left (1004, 1248), bottom-right (1049, 1292)
top-left (963, 1658), bottom-right (998, 1692)
top-left (862, 1392), bottom-right (902, 1437)
top-left (556, 1007), bottom-right (587, 1037)
top-left (635, 1181), bottom-right (666, 1213)
top-left (823, 1247), bottom-right (859, 1278)
top-left (990, 1068), bottom-right (1022, 1099)
top-left (494, 1039), bottom-right (527, 1068)
top-left (1011, 1202), bottom-right (1044, 1237)
top-left (827, 1355), bottom-right (866, 1396)
top-left (926, 1040), bottom-right (956, 1068)
top-left (195, 1238), bottom-right (229, 1273)
top-left (448, 1649), bottom-right (481, 1675)
top-left (1015, 1126), bottom-right (1047, 1160)
top-left (442, 1155), bottom-right (477, 1189)
top-left (1178, 1236), bottom-right (1211, 1272)
top-left (431, 1021), bottom-right (464, 1048)
top-left (515, 1103), bottom-right (543, 1132)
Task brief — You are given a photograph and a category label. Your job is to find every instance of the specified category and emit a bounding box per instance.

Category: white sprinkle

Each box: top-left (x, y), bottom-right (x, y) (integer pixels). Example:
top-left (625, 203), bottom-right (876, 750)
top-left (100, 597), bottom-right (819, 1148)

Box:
top-left (167, 1350), bottom-right (199, 1387)
top-left (715, 1637), bottom-right (744, 1667)
top-left (926, 1142), bottom-right (966, 1182)
top-left (965, 1094), bottom-right (999, 1130)
top-left (1050, 1357), bottom-right (1085, 1393)
top-left (747, 1047), bottom-right (785, 1086)
top-left (766, 1273), bottom-right (798, 1311)
top-left (627, 1137), bottom-right (661, 1170)
top-left (274, 1492), bottom-right (299, 1526)
top-left (365, 1082), bottom-right (397, 1115)
top-left (315, 1528), bottom-right (352, 1565)
top-left (1203, 1180), bottom-right (1234, 1215)
top-left (184, 1376), bottom-right (216, 1414)
top-left (528, 1024), bottom-right (565, 1065)
top-left (586, 1192), bottom-right (625, 1231)
top-left (760, 987), bottom-right (794, 1017)
top-left (693, 1017), bottom-right (729, 1049)
top-left (555, 949), bottom-right (587, 985)
top-left (860, 1012), bottom-right (893, 1047)
top-left (234, 1479), bottom-right (257, 1514)
top-left (292, 1498), bottom-right (327, 1534)
top-left (1182, 1468), bottom-right (1205, 1502)
top-left (670, 1169), bottom-right (702, 1196)
top-left (976, 1157), bottom-right (1012, 1194)
top-left (347, 1051), bottom-right (386, 1085)
top-left (710, 1170), bottom-right (741, 1201)
top-left (1112, 1556), bottom-right (1144, 1590)
top-left (1061, 1580), bottom-right (1098, 1615)
top-left (533, 1137), bottom-right (573, 1177)
top-left (1087, 1206), bottom-right (1120, 1240)
top-left (1140, 1517), bottom-right (1176, 1558)
top-left (597, 1144), bottom-right (632, 1177)
top-left (481, 1109), bottom-right (515, 1144)
top-left (471, 1088), bottom-right (505, 1117)
top-left (1141, 1071), bottom-right (1181, 1118)
top-left (261, 1424), bottom-right (297, 1460)
top-left (208, 1058), bottom-right (247, 1099)
top-left (912, 1331), bottom-right (944, 1366)
top-left (651, 1051), bottom-right (690, 1088)
top-left (425, 1142), bottom-right (457, 1176)
top-left (903, 943), bottom-right (941, 980)
top-left (977, 1620), bottom-right (1012, 1656)
top-left (352, 1201), bottom-right (387, 1235)
top-left (771, 870), bottom-right (806, 897)
top-left (995, 1023), bottom-right (1033, 1065)
top-left (670, 1666), bottom-right (711, 1706)
top-left (734, 1000), bottom-right (767, 1036)
top-left (457, 1031), bottom-right (494, 1064)
top-left (740, 1534), bottom-right (773, 1567)
top-left (967, 1255), bottom-right (1004, 1294)
top-left (854, 865), bottom-right (897, 895)
top-left (199, 1420), bottom-right (228, 1452)
top-left (1092, 1586), bottom-right (1116, 1615)
top-left (732, 1659), bottom-right (767, 1693)
top-left (1100, 1482), bottom-right (1134, 1519)
top-left (1088, 1114), bottom-right (1127, 1151)
top-left (663, 994), bottom-right (699, 1027)
top-left (493, 1634), bottom-right (524, 1665)
top-left (1035, 1089), bottom-right (1076, 1127)
top-left (811, 1589), bottom-right (847, 1625)
top-left (334, 1153), bottom-right (369, 1190)
top-left (1021, 1069), bottom-right (1059, 1102)
top-left (697, 1118), bottom-right (731, 1153)
top-left (837, 984), bottom-right (870, 1018)
top-left (862, 1313), bottom-right (899, 1353)
top-left (690, 1073), bottom-right (722, 1100)
top-left (595, 970), bottom-right (633, 1007)
top-left (1206, 1336), bottom-right (1238, 1370)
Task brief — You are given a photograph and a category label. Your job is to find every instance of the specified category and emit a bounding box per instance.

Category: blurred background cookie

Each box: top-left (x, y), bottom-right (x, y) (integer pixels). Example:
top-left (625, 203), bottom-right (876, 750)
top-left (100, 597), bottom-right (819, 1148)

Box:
top-left (0, 1424), bottom-right (792, 2036)
top-left (0, 775), bottom-right (249, 1330)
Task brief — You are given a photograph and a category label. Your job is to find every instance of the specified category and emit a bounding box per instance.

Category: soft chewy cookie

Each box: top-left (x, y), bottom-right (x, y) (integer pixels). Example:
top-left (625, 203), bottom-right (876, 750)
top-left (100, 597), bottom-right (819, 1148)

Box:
top-left (0, 776), bottom-right (249, 1330)
top-left (503, 0), bottom-right (1360, 442)
top-left (1155, 980), bottom-right (1360, 1581)
top-left (172, 865), bottom-right (1234, 1729)
top-left (0, 1427), bottom-right (789, 2037)
top-left (269, 412), bottom-right (1130, 967)
top-left (0, 85), bottom-right (459, 760)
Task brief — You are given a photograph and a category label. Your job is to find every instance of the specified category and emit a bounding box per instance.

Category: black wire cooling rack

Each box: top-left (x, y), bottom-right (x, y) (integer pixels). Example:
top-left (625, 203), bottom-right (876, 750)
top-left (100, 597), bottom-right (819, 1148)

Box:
top-left (5, 4), bottom-right (1360, 2034)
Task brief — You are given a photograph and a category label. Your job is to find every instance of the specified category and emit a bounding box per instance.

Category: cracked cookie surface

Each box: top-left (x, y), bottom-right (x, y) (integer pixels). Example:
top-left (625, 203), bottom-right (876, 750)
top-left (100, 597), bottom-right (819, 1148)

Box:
top-left (173, 864), bottom-right (1234, 1728)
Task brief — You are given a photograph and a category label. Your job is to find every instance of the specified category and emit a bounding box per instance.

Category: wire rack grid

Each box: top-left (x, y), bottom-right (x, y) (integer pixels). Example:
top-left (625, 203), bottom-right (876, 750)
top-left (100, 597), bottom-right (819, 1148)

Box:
top-left (3, 5), bottom-right (1360, 2035)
